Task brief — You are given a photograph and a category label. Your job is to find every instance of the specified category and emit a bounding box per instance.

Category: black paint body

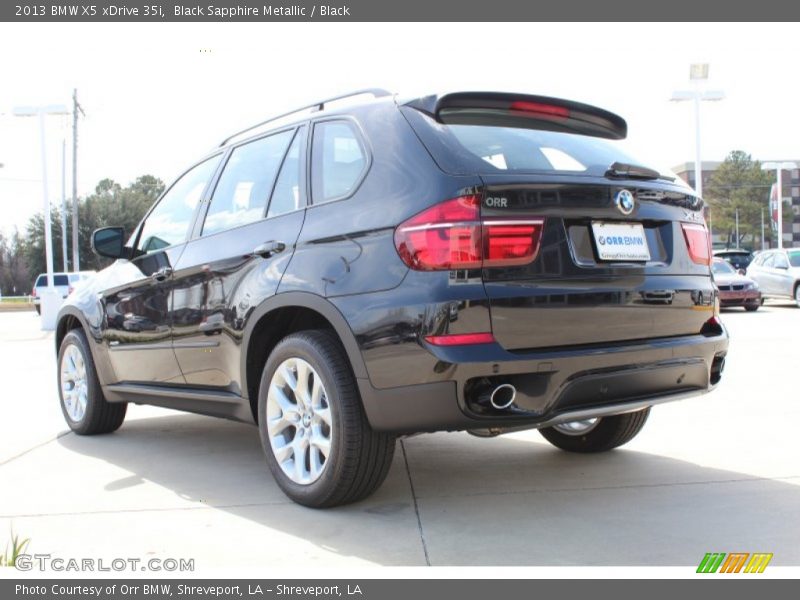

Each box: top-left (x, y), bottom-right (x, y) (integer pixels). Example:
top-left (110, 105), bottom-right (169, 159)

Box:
top-left (56, 95), bottom-right (729, 433)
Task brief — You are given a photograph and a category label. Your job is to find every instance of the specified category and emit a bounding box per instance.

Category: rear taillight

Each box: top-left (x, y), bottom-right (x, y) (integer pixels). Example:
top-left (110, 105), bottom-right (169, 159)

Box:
top-left (681, 223), bottom-right (711, 265)
top-left (31, 288), bottom-right (37, 298)
top-left (394, 195), bottom-right (545, 271)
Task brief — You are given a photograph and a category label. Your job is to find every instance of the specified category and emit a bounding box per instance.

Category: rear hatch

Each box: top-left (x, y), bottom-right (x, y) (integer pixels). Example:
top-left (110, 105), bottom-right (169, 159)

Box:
top-left (401, 93), bottom-right (715, 350)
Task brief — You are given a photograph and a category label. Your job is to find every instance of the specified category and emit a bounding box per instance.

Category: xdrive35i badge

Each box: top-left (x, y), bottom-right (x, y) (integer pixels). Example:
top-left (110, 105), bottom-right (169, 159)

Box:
top-left (615, 189), bottom-right (635, 215)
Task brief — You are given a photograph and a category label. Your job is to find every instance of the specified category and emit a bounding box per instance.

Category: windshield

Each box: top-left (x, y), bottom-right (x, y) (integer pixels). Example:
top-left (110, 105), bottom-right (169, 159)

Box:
top-left (712, 260), bottom-right (735, 275)
top-left (789, 252), bottom-right (800, 268)
top-left (447, 124), bottom-right (664, 177)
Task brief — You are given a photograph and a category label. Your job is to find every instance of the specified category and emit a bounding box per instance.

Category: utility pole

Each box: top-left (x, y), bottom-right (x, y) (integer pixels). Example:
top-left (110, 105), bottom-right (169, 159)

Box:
top-left (71, 89), bottom-right (84, 272)
top-left (61, 138), bottom-right (68, 271)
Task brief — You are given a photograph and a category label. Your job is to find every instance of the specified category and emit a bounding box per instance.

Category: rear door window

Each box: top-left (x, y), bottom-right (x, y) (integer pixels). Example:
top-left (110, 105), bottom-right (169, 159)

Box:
top-left (311, 120), bottom-right (367, 203)
top-left (267, 127), bottom-right (306, 218)
top-left (202, 129), bottom-right (295, 236)
top-left (774, 253), bottom-right (790, 269)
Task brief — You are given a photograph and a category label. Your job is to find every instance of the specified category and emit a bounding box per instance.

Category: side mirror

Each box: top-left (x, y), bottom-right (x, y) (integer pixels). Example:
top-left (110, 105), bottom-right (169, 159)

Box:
top-left (91, 227), bottom-right (127, 259)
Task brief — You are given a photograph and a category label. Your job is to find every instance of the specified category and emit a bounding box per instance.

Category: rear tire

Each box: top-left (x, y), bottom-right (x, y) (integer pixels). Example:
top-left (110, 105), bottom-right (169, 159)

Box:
top-left (745, 303), bottom-right (760, 312)
top-left (539, 408), bottom-right (650, 453)
top-left (58, 329), bottom-right (127, 435)
top-left (34, 305), bottom-right (41, 315)
top-left (257, 330), bottom-right (396, 508)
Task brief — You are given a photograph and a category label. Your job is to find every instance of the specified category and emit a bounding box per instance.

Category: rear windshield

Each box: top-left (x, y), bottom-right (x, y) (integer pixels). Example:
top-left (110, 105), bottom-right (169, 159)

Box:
top-left (35, 275), bottom-right (69, 286)
top-left (712, 260), bottom-right (735, 275)
top-left (448, 125), bottom-right (646, 176)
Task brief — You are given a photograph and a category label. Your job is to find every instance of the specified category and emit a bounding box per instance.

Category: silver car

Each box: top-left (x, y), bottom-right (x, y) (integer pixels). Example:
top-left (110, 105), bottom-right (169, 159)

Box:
top-left (746, 249), bottom-right (800, 306)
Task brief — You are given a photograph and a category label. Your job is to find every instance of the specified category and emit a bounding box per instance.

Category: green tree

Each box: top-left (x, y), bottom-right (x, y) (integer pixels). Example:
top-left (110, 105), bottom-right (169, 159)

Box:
top-left (21, 175), bottom-right (164, 282)
top-left (704, 151), bottom-right (781, 249)
top-left (0, 230), bottom-right (31, 295)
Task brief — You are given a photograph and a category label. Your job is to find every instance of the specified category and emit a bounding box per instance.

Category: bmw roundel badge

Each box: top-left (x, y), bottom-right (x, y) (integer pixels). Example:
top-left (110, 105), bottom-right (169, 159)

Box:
top-left (615, 189), bottom-right (636, 215)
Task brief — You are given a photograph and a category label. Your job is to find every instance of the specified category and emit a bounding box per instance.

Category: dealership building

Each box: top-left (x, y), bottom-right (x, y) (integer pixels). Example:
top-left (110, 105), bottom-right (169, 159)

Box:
top-left (672, 161), bottom-right (800, 248)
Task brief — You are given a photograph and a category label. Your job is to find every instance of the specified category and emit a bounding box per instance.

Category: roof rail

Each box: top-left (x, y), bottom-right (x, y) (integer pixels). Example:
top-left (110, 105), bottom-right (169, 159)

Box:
top-left (218, 88), bottom-right (392, 148)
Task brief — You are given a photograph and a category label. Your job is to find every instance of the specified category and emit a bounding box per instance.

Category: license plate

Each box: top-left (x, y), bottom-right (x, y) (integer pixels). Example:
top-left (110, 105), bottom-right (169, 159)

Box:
top-left (591, 221), bottom-right (651, 261)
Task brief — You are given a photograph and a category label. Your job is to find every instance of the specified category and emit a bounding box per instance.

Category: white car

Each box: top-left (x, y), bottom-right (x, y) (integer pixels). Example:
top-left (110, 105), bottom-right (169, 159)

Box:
top-left (746, 249), bottom-right (800, 306)
top-left (31, 271), bottom-right (96, 314)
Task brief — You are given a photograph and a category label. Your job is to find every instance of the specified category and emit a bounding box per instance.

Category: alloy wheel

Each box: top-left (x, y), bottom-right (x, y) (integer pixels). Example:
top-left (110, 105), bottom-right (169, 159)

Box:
top-left (265, 357), bottom-right (333, 485)
top-left (60, 344), bottom-right (88, 422)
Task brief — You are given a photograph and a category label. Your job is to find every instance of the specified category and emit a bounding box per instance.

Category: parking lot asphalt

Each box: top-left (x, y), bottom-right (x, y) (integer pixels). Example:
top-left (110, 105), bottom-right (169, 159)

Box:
top-left (1, 303), bottom-right (799, 568)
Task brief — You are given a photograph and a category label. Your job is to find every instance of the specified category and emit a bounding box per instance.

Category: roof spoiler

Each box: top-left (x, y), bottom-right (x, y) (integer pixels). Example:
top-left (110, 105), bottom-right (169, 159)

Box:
top-left (404, 92), bottom-right (627, 140)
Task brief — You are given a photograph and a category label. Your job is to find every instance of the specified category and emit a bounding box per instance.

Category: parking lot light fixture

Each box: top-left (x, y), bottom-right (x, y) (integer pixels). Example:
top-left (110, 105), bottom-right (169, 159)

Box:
top-left (670, 63), bottom-right (725, 200)
top-left (761, 161), bottom-right (798, 249)
top-left (13, 103), bottom-right (70, 330)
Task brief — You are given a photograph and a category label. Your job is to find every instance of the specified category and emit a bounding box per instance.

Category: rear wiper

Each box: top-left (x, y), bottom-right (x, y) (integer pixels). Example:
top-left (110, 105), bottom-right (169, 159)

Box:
top-left (605, 161), bottom-right (675, 182)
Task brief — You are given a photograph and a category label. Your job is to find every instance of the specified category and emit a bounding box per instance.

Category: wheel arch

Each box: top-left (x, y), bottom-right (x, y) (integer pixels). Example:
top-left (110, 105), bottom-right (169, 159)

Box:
top-left (55, 308), bottom-right (91, 356)
top-left (241, 292), bottom-right (368, 423)
top-left (55, 307), bottom-right (117, 389)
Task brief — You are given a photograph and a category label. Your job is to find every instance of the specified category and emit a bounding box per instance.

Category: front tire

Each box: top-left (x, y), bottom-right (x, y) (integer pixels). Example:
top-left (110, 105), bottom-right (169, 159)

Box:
top-left (257, 330), bottom-right (396, 508)
top-left (745, 303), bottom-right (760, 312)
top-left (539, 408), bottom-right (650, 453)
top-left (58, 329), bottom-right (127, 435)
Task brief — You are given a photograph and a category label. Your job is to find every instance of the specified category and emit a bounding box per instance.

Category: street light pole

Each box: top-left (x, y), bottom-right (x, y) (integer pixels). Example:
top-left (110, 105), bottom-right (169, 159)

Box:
top-left (13, 104), bottom-right (70, 330)
top-left (37, 110), bottom-right (55, 293)
top-left (693, 83), bottom-right (703, 198)
top-left (762, 161), bottom-right (798, 250)
top-left (671, 64), bottom-right (725, 200)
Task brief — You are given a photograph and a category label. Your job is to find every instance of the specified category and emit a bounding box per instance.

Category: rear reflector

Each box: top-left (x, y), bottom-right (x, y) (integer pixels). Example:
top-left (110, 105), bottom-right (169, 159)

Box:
top-left (424, 332), bottom-right (496, 346)
top-left (394, 196), bottom-right (545, 271)
top-left (681, 223), bottom-right (711, 265)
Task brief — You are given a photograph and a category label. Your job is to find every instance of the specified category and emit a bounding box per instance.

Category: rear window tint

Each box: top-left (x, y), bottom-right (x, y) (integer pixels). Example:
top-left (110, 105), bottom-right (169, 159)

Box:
top-left (401, 107), bottom-right (673, 180)
top-left (447, 125), bottom-right (642, 176)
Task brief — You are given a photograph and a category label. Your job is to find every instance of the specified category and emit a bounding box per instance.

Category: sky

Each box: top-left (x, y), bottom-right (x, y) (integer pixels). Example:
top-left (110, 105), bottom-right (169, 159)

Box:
top-left (1, 21), bottom-right (799, 235)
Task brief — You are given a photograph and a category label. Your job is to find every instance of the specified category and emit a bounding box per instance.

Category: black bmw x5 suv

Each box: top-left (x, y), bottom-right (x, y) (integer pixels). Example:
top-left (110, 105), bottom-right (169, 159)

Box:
top-left (55, 89), bottom-right (729, 507)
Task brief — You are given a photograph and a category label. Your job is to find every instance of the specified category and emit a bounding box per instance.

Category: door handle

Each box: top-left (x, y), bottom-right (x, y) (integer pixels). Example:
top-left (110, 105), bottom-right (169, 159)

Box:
top-left (251, 241), bottom-right (286, 259)
top-left (151, 266), bottom-right (172, 282)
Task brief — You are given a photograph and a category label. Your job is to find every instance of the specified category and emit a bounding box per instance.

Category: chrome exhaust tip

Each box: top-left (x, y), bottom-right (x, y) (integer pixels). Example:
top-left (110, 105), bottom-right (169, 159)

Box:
top-left (489, 383), bottom-right (516, 410)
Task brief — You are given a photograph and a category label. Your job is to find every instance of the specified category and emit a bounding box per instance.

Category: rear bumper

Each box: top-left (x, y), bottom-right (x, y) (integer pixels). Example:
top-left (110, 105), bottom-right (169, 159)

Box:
top-left (358, 330), bottom-right (728, 433)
